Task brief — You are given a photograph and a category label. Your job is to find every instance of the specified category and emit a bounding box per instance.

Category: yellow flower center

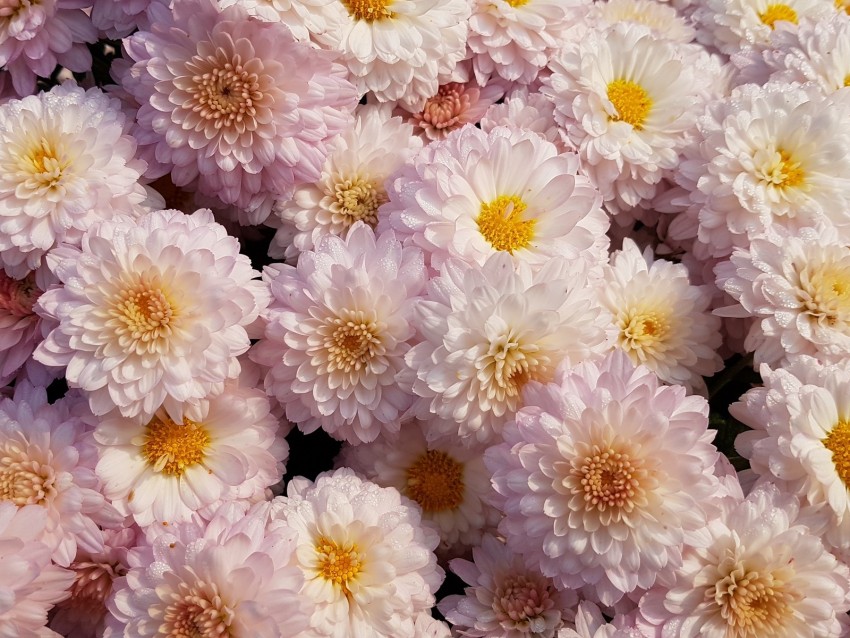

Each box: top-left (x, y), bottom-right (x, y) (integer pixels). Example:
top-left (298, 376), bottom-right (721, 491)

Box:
top-left (0, 446), bottom-right (57, 506)
top-left (161, 583), bottom-right (234, 638)
top-left (331, 176), bottom-right (386, 228)
top-left (607, 79), bottom-right (653, 130)
top-left (340, 0), bottom-right (395, 21)
top-left (776, 150), bottom-right (805, 188)
top-left (405, 450), bottom-right (465, 513)
top-left (710, 562), bottom-right (797, 635)
top-left (108, 277), bottom-right (179, 355)
top-left (759, 3), bottom-right (798, 28)
top-left (572, 446), bottom-right (646, 513)
top-left (141, 416), bottom-right (210, 477)
top-left (476, 195), bottom-right (535, 253)
top-left (504, 0), bottom-right (531, 6)
top-left (797, 259), bottom-right (850, 328)
top-left (824, 420), bottom-right (850, 487)
top-left (838, 0), bottom-right (850, 15)
top-left (18, 137), bottom-right (71, 191)
top-left (321, 311), bottom-right (384, 374)
top-left (844, 73), bottom-right (850, 87)
top-left (315, 536), bottom-right (363, 595)
top-left (618, 306), bottom-right (671, 356)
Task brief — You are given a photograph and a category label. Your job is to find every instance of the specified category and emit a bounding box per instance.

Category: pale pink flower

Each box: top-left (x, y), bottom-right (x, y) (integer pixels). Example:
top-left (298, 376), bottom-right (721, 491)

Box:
top-left (276, 468), bottom-right (443, 637)
top-left (0, 0), bottom-right (96, 96)
top-left (480, 87), bottom-right (571, 152)
top-left (0, 502), bottom-right (75, 637)
top-left (438, 534), bottom-right (577, 638)
top-left (414, 613), bottom-right (452, 638)
top-left (486, 351), bottom-right (723, 606)
top-left (558, 602), bottom-right (644, 637)
top-left (120, 0), bottom-right (356, 223)
top-left (216, 0), bottom-right (337, 41)
top-left (252, 223), bottom-right (426, 445)
top-left (90, 0), bottom-right (163, 38)
top-left (0, 269), bottom-right (47, 386)
top-left (34, 209), bottom-right (269, 420)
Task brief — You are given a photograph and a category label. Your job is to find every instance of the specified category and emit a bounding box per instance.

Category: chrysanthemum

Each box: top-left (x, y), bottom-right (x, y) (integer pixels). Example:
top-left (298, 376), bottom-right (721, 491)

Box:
top-left (480, 87), bottom-right (571, 152)
top-left (275, 468), bottom-right (443, 637)
top-left (407, 252), bottom-right (609, 444)
top-left (542, 23), bottom-right (719, 215)
top-left (34, 208), bottom-right (268, 419)
top-left (0, 82), bottom-right (147, 278)
top-left (0, 503), bottom-right (75, 637)
top-left (486, 351), bottom-right (723, 606)
top-left (0, 382), bottom-right (116, 567)
top-left (467, 0), bottom-right (579, 85)
top-left (637, 484), bottom-right (850, 637)
top-left (107, 502), bottom-right (309, 637)
top-left (600, 239), bottom-right (723, 393)
top-left (0, 269), bottom-right (48, 386)
top-left (271, 105), bottom-right (422, 260)
top-left (588, 0), bottom-right (696, 42)
top-left (414, 613), bottom-right (452, 638)
top-left (558, 602), bottom-right (643, 638)
top-left (120, 0), bottom-right (356, 222)
top-left (716, 226), bottom-right (850, 366)
top-left (94, 383), bottom-right (286, 527)
top-left (0, 0), bottom-right (96, 96)
top-left (337, 418), bottom-right (501, 555)
top-left (438, 534), bottom-right (577, 638)
top-left (672, 83), bottom-right (850, 258)
top-left (217, 0), bottom-right (337, 41)
top-left (380, 124), bottom-right (608, 272)
top-left (252, 223), bottom-right (426, 445)
top-left (90, 0), bottom-right (163, 39)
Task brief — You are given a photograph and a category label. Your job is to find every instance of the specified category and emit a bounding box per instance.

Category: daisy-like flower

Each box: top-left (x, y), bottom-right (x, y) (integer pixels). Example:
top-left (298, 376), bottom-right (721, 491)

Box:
top-left (34, 208), bottom-right (268, 419)
top-left (542, 23), bottom-right (720, 215)
top-left (0, 269), bottom-right (48, 386)
top-left (638, 484), bottom-right (850, 637)
top-left (407, 252), bottom-right (609, 444)
top-left (486, 351), bottom-right (723, 606)
top-left (480, 87), bottom-right (571, 152)
top-left (438, 534), bottom-right (577, 638)
top-left (0, 382), bottom-right (116, 567)
top-left (275, 468), bottom-right (443, 637)
top-left (94, 383), bottom-right (286, 527)
top-left (252, 223), bottom-right (426, 445)
top-left (0, 503), bottom-right (75, 637)
top-left (731, 356), bottom-right (850, 559)
top-left (588, 0), bottom-right (695, 41)
top-left (380, 124), bottom-right (608, 273)
top-left (337, 418), bottom-right (501, 555)
top-left (600, 239), bottom-right (723, 393)
top-left (716, 225), bottom-right (850, 366)
top-left (107, 502), bottom-right (309, 637)
top-left (120, 0), bottom-right (356, 223)
top-left (672, 82), bottom-right (850, 259)
top-left (49, 526), bottom-right (137, 638)
top-left (0, 0), bottom-right (96, 96)
top-left (271, 105), bottom-right (422, 260)
top-left (467, 0), bottom-right (579, 84)
top-left (0, 82), bottom-right (147, 278)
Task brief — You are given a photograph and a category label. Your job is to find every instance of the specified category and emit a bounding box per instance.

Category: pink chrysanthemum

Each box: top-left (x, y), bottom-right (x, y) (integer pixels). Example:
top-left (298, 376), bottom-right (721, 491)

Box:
top-left (34, 208), bottom-right (269, 420)
top-left (107, 503), bottom-right (309, 637)
top-left (438, 534), bottom-right (577, 638)
top-left (480, 87), bottom-right (571, 152)
top-left (0, 0), bottom-right (96, 96)
top-left (558, 602), bottom-right (644, 637)
top-left (0, 81), bottom-right (147, 278)
top-left (252, 223), bottom-right (426, 444)
top-left (486, 351), bottom-right (723, 606)
top-left (275, 468), bottom-right (443, 637)
top-left (0, 382), bottom-right (117, 567)
top-left (120, 0), bottom-right (357, 223)
top-left (0, 502), bottom-right (75, 637)
top-left (0, 269), bottom-right (48, 386)
top-left (90, 0), bottom-right (164, 38)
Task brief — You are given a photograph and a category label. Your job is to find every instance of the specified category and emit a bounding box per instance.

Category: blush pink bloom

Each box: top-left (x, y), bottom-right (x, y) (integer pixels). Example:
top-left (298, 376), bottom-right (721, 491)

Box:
top-left (0, 269), bottom-right (48, 386)
top-left (90, 0), bottom-right (164, 38)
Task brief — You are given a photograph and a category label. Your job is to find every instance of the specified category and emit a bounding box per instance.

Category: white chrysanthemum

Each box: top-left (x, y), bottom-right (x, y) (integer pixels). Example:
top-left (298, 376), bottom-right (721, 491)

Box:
top-left (275, 468), bottom-right (443, 637)
top-left (672, 82), bottom-right (850, 259)
top-left (271, 105), bottom-right (422, 260)
top-left (217, 0), bottom-right (337, 41)
top-left (486, 351), bottom-right (723, 606)
top-left (34, 209), bottom-right (268, 420)
top-left (438, 534), bottom-right (577, 638)
top-left (467, 0), bottom-right (580, 85)
top-left (716, 226), bottom-right (850, 366)
top-left (695, 0), bottom-right (834, 54)
top-left (0, 503), bottom-right (75, 637)
top-left (600, 239), bottom-right (723, 393)
top-left (558, 602), bottom-right (644, 638)
top-left (407, 252), bottom-right (609, 444)
top-left (731, 356), bottom-right (850, 559)
top-left (298, 0), bottom-right (469, 108)
top-left (0, 82), bottom-right (146, 278)
top-left (252, 223), bottom-right (425, 444)
top-left (107, 503), bottom-right (309, 637)
top-left (94, 383), bottom-right (287, 527)
top-left (638, 484), bottom-right (850, 637)
top-left (337, 419), bottom-right (501, 555)
top-left (414, 613), bottom-right (452, 638)
top-left (542, 23), bottom-right (718, 215)
top-left (380, 124), bottom-right (608, 273)
top-left (588, 0), bottom-right (695, 42)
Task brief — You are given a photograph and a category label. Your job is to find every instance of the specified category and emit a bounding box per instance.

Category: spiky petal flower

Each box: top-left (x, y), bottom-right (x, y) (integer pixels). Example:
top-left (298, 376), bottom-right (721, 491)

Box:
top-left (120, 0), bottom-right (357, 222)
top-left (486, 351), bottom-right (723, 606)
top-left (252, 223), bottom-right (426, 444)
top-left (34, 208), bottom-right (269, 420)
top-left (275, 468), bottom-right (443, 637)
